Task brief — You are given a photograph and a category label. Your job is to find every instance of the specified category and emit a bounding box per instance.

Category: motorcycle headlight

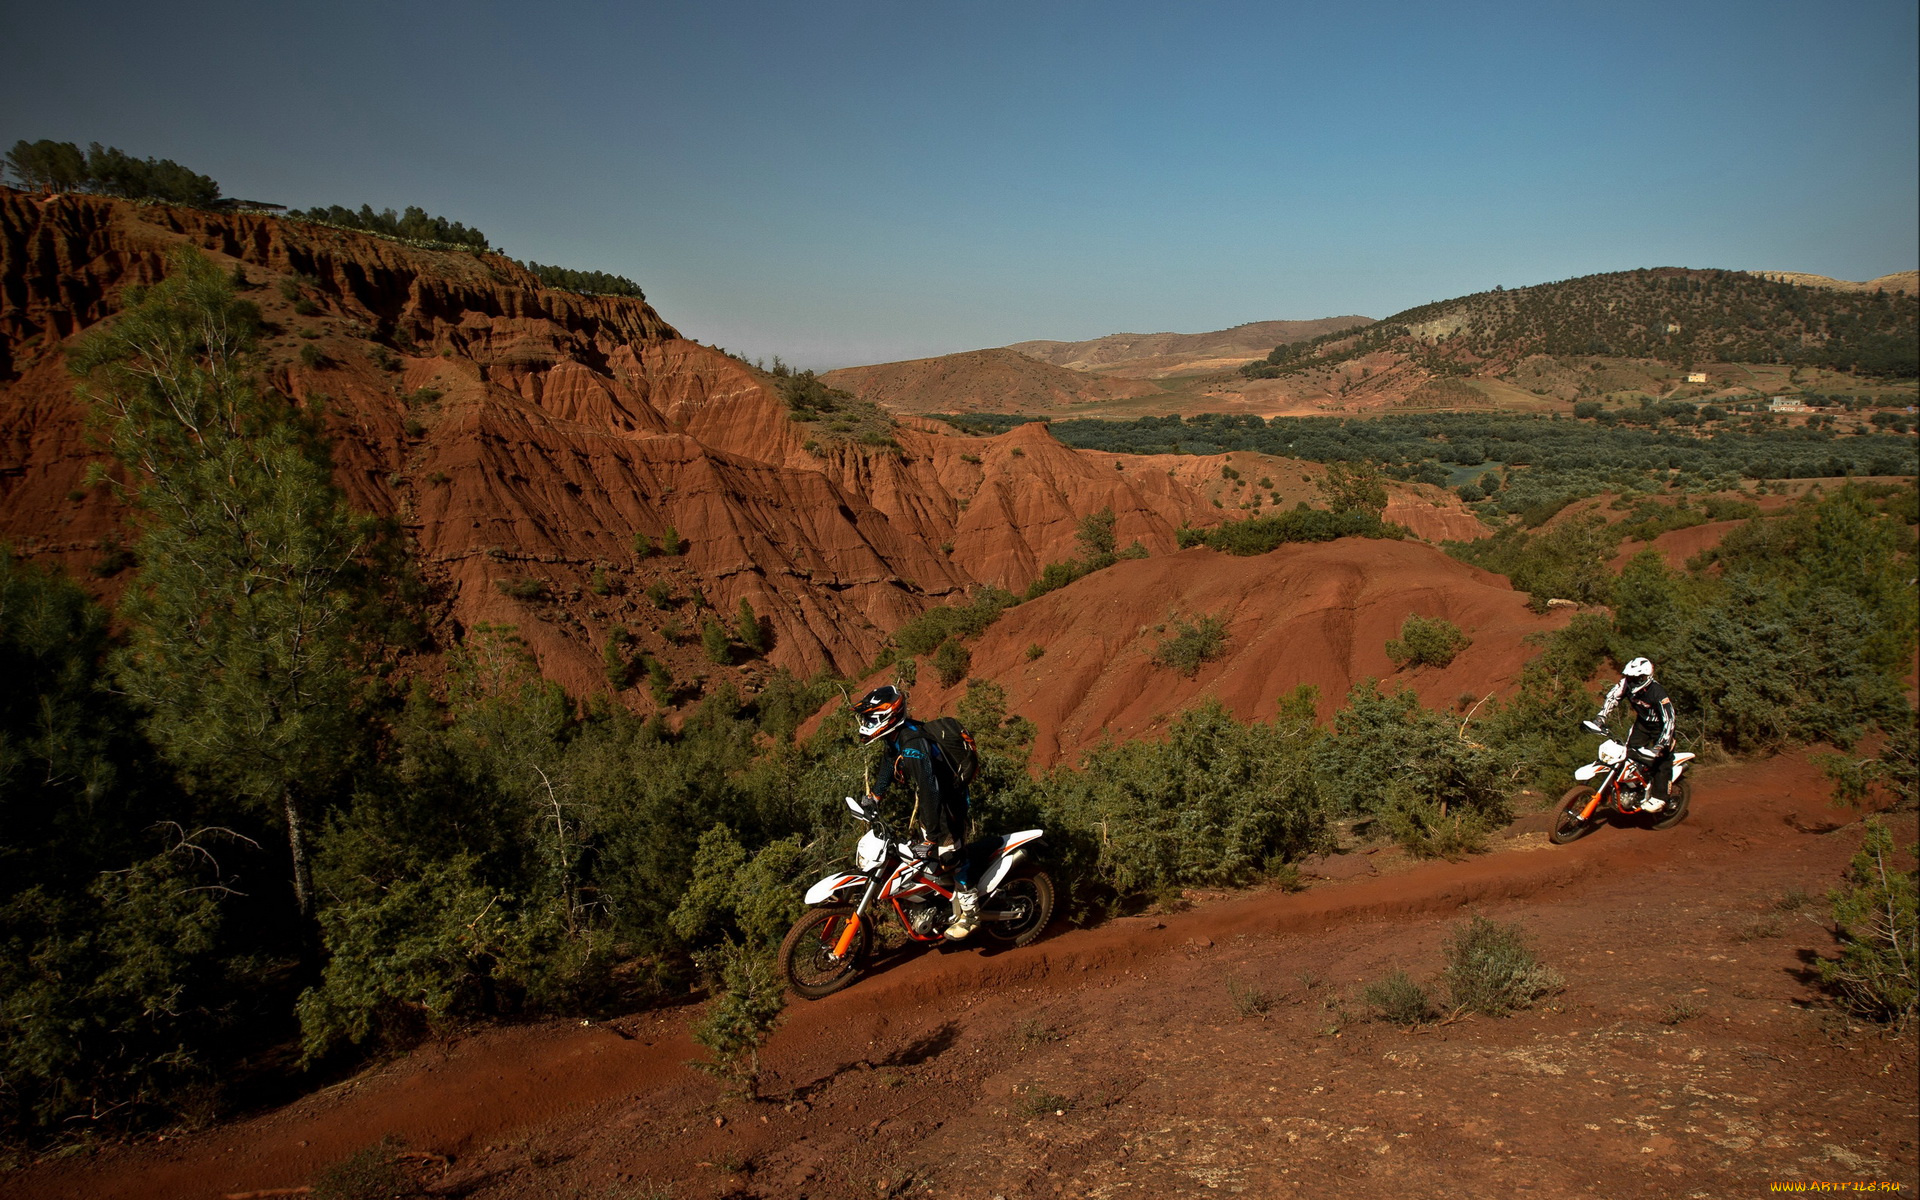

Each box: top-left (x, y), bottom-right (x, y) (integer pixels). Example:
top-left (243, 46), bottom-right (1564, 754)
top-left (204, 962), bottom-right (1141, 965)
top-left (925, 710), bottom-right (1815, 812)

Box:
top-left (855, 830), bottom-right (885, 871)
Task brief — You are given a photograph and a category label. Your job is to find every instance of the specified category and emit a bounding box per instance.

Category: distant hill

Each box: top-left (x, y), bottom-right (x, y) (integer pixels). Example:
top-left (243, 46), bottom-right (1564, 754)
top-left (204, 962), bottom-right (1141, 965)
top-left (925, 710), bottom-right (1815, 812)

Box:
top-left (1244, 268), bottom-right (1919, 381)
top-left (1008, 316), bottom-right (1372, 378)
top-left (1753, 270), bottom-right (1916, 294)
top-left (820, 347), bottom-right (1165, 415)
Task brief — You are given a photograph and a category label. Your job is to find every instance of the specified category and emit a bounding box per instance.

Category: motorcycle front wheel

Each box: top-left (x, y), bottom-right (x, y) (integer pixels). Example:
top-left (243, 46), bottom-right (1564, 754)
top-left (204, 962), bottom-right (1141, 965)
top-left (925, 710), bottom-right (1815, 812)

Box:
top-left (779, 905), bottom-right (870, 1000)
top-left (982, 870), bottom-right (1055, 947)
top-left (1646, 774), bottom-right (1692, 831)
top-left (1548, 785), bottom-right (1601, 845)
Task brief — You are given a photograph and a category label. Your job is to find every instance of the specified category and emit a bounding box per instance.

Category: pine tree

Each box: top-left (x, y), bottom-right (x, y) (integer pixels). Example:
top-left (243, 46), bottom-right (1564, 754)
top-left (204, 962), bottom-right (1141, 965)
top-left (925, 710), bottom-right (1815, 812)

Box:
top-left (70, 248), bottom-right (393, 921)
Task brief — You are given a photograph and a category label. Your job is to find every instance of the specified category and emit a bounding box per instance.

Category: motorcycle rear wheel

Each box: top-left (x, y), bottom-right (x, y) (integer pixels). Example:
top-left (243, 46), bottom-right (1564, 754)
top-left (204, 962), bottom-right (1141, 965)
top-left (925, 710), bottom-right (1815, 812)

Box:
top-left (982, 870), bottom-right (1055, 947)
top-left (1646, 774), bottom-right (1692, 831)
top-left (1548, 785), bottom-right (1601, 845)
top-left (779, 905), bottom-right (870, 1000)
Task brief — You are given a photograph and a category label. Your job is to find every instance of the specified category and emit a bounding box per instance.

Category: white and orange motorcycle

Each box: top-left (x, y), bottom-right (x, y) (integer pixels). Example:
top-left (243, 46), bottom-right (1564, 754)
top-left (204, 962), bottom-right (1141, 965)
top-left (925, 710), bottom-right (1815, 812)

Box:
top-left (778, 796), bottom-right (1054, 999)
top-left (1548, 720), bottom-right (1696, 844)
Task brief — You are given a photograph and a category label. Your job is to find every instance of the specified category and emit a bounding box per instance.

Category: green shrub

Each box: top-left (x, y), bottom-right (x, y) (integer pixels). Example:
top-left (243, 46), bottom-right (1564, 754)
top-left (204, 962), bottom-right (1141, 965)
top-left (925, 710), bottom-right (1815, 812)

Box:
top-left (645, 655), bottom-right (675, 707)
top-left (1380, 788), bottom-right (1491, 859)
top-left (688, 939), bottom-right (786, 1099)
top-left (298, 342), bottom-right (326, 369)
top-left (1025, 559), bottom-right (1084, 600)
top-left (1385, 615), bottom-right (1471, 669)
top-left (602, 626), bottom-right (632, 689)
top-left (645, 580), bottom-right (673, 609)
top-left (1010, 697), bottom-right (1327, 909)
top-left (1199, 508), bottom-right (1402, 556)
top-left (1447, 512), bottom-right (1620, 609)
top-left (1025, 642), bottom-right (1045, 661)
top-left (893, 588), bottom-right (1016, 657)
top-left (1154, 613), bottom-right (1228, 677)
top-left (735, 598), bottom-right (765, 655)
top-left (1317, 682), bottom-right (1513, 826)
top-left (1817, 820), bottom-right (1917, 1026)
top-left (1364, 970), bottom-right (1437, 1026)
top-left (494, 577), bottom-right (545, 600)
top-left (1440, 916), bottom-right (1562, 1016)
top-left (932, 638), bottom-right (971, 687)
top-left (1076, 508), bottom-right (1117, 559)
top-left (701, 618), bottom-right (732, 665)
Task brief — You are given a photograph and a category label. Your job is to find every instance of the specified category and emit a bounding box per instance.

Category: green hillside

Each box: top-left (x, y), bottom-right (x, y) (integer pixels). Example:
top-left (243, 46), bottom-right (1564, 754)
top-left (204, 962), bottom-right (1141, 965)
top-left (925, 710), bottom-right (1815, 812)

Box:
top-left (1244, 269), bottom-right (1918, 379)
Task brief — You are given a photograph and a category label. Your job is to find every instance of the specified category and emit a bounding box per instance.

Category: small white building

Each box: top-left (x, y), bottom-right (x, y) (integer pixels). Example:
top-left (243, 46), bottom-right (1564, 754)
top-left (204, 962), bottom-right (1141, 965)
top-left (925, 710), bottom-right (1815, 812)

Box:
top-left (1768, 396), bottom-right (1811, 413)
top-left (1686, 372), bottom-right (1709, 384)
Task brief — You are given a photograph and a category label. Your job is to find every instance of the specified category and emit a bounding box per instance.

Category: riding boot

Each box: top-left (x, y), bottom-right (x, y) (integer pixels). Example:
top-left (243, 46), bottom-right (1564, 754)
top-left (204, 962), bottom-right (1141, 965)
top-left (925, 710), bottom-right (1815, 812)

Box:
top-left (945, 888), bottom-right (981, 941)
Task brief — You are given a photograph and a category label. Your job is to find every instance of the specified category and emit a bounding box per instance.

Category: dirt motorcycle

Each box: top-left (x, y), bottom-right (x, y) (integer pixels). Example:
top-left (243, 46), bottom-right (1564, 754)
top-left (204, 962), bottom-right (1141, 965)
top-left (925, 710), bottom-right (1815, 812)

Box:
top-left (777, 796), bottom-right (1055, 999)
top-left (1548, 719), bottom-right (1695, 845)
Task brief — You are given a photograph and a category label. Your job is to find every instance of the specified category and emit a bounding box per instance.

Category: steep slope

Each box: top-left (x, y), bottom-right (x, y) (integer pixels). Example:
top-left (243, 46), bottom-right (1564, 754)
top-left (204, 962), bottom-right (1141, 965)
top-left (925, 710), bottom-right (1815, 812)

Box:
top-left (819, 347), bottom-right (1163, 415)
top-left (1007, 315), bottom-right (1372, 377)
top-left (897, 537), bottom-right (1561, 767)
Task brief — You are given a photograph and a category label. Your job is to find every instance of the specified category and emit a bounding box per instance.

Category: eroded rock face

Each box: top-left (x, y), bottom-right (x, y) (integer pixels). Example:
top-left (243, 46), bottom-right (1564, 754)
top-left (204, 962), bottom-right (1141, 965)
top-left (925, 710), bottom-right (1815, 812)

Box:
top-left (0, 191), bottom-right (1254, 700)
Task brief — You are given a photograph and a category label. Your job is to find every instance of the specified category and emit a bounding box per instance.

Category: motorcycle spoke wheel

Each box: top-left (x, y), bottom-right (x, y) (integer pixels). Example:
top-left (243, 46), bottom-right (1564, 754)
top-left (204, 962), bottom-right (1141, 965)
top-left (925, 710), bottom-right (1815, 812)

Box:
top-left (1646, 775), bottom-right (1692, 831)
top-left (1548, 785), bottom-right (1600, 845)
top-left (983, 871), bottom-right (1055, 947)
top-left (779, 905), bottom-right (869, 1000)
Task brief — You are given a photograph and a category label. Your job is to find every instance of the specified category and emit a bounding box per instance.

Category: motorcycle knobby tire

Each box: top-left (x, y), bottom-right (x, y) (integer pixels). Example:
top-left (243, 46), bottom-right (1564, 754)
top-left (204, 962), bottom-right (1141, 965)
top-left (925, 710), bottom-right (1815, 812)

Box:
top-left (1645, 774), bottom-right (1692, 831)
top-left (1548, 785), bottom-right (1601, 845)
top-left (981, 870), bottom-right (1055, 948)
top-left (779, 905), bottom-right (870, 1000)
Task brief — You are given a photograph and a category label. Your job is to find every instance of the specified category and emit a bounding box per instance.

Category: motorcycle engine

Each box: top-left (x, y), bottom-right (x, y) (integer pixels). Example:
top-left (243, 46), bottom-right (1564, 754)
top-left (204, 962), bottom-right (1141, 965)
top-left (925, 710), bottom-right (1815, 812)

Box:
top-left (905, 900), bottom-right (947, 937)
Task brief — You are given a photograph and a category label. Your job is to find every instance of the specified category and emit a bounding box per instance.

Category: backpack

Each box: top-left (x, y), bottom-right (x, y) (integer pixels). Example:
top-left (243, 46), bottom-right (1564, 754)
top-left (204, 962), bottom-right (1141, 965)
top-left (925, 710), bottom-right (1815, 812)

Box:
top-left (920, 717), bottom-right (979, 789)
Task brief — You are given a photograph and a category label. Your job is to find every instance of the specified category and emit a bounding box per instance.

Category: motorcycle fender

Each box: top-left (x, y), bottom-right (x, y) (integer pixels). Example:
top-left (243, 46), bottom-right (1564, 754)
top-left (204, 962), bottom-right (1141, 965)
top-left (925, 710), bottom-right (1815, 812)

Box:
top-left (1573, 763), bottom-right (1602, 782)
top-left (979, 831), bottom-right (1044, 894)
top-left (804, 873), bottom-right (867, 905)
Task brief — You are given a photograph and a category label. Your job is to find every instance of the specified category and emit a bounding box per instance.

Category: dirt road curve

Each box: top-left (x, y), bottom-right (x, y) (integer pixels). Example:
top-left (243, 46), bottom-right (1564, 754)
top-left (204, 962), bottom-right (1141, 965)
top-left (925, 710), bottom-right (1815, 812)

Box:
top-left (9, 751), bottom-right (1916, 1200)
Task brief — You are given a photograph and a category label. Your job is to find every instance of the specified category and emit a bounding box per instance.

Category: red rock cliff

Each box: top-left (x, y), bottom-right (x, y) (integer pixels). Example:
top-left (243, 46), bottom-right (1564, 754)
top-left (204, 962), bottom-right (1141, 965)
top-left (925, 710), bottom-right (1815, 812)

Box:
top-left (0, 190), bottom-right (1264, 702)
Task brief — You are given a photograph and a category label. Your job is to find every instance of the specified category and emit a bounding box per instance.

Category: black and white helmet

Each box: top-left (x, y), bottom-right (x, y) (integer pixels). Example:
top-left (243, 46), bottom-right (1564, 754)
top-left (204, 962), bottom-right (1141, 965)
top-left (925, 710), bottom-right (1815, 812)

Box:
top-left (1622, 657), bottom-right (1654, 691)
top-left (853, 685), bottom-right (908, 744)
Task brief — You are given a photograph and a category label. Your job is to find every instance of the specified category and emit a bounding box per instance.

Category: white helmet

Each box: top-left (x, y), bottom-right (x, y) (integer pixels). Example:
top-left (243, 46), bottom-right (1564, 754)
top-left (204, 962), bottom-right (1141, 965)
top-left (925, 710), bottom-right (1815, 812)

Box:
top-left (1622, 657), bottom-right (1654, 690)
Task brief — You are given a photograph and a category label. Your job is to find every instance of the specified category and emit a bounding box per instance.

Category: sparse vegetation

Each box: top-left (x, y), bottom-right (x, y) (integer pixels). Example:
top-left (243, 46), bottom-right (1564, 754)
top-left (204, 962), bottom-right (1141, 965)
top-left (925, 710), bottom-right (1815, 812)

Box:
top-left (1386, 615), bottom-right (1472, 669)
top-left (1364, 970), bottom-right (1437, 1027)
top-left (1226, 975), bottom-right (1275, 1018)
top-left (1816, 819), bottom-right (1917, 1027)
top-left (1153, 613), bottom-right (1228, 677)
top-left (1440, 916), bottom-right (1563, 1016)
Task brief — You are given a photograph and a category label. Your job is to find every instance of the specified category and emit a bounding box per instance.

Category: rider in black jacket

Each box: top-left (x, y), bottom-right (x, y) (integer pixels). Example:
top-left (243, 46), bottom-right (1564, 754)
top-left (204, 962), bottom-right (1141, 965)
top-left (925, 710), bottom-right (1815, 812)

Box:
top-left (853, 686), bottom-right (980, 938)
top-left (1593, 656), bottom-right (1678, 812)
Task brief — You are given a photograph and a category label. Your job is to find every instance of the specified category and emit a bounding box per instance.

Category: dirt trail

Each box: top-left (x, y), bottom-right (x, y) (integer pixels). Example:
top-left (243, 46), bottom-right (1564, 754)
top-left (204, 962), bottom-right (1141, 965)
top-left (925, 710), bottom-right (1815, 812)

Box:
top-left (11, 751), bottom-right (1916, 1200)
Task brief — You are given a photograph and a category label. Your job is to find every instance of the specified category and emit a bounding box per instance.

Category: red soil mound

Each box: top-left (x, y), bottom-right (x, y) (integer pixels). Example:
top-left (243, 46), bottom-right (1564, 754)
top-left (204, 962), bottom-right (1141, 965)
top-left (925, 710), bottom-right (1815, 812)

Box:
top-left (906, 536), bottom-right (1564, 767)
top-left (821, 347), bottom-right (1162, 415)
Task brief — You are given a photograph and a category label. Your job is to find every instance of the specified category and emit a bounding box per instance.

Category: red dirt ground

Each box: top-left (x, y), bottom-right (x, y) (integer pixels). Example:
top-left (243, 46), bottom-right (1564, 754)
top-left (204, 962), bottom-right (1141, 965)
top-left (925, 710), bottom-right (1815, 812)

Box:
top-left (11, 751), bottom-right (1915, 1200)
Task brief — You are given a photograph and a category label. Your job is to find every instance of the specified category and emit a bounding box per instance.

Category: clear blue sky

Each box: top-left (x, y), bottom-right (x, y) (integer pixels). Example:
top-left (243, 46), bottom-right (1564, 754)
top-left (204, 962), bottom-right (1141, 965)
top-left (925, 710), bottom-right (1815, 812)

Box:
top-left (4, 0), bottom-right (1915, 368)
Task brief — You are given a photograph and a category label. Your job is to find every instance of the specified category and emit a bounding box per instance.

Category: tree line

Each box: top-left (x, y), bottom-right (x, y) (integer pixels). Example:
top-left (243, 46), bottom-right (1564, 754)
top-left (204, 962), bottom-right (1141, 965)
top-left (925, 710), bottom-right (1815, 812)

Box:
top-left (1, 250), bottom-right (1911, 1142)
top-left (291, 203), bottom-right (491, 250)
top-left (4, 138), bottom-right (221, 206)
